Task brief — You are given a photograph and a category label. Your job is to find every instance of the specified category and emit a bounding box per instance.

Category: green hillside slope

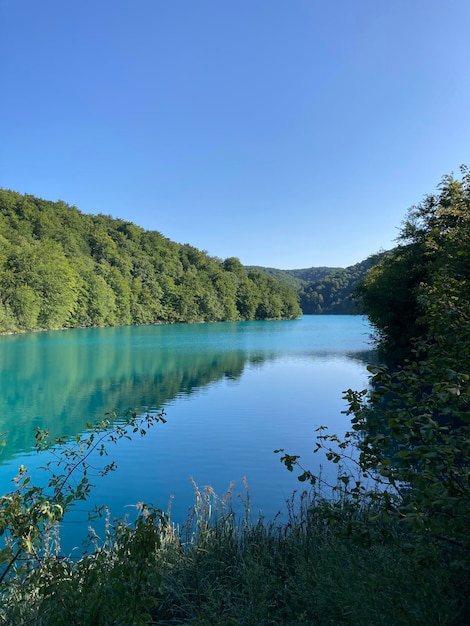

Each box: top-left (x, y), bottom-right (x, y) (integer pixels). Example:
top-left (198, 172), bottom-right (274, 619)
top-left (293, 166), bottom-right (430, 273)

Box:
top-left (248, 254), bottom-right (387, 314)
top-left (0, 189), bottom-right (301, 333)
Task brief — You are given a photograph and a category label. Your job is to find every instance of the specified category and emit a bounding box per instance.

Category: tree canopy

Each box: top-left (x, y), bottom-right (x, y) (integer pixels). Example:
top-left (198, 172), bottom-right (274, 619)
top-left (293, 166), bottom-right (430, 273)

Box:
top-left (279, 169), bottom-right (470, 620)
top-left (0, 189), bottom-right (301, 332)
top-left (248, 257), bottom-right (386, 315)
top-left (355, 166), bottom-right (470, 361)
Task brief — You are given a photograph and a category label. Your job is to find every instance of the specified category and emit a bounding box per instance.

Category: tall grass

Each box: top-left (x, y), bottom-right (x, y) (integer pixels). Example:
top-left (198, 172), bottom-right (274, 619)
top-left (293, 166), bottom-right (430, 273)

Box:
top-left (2, 479), bottom-right (465, 625)
top-left (153, 482), bottom-right (466, 625)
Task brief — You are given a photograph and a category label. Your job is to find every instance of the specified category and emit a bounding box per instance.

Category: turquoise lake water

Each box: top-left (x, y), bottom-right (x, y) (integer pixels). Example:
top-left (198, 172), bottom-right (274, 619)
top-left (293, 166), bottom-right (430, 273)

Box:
top-left (0, 315), bottom-right (375, 553)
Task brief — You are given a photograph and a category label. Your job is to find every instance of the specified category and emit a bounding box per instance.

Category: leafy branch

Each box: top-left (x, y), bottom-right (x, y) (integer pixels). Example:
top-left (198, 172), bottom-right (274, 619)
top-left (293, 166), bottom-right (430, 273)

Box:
top-left (0, 409), bottom-right (166, 587)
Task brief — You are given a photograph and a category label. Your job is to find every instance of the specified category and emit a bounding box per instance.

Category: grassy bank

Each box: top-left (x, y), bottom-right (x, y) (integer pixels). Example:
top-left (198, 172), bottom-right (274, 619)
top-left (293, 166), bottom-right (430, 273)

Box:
top-left (1, 479), bottom-right (468, 625)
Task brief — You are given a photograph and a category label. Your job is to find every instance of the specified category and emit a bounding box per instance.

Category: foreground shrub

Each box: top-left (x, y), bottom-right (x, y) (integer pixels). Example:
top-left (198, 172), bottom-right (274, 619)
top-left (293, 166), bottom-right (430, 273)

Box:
top-left (2, 476), bottom-right (466, 625)
top-left (1, 399), bottom-right (468, 624)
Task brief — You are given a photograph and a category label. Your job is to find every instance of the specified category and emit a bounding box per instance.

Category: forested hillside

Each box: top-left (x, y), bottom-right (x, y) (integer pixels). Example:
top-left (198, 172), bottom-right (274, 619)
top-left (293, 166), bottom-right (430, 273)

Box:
top-left (248, 256), bottom-right (387, 314)
top-left (298, 255), bottom-right (387, 313)
top-left (244, 265), bottom-right (339, 292)
top-left (0, 189), bottom-right (301, 333)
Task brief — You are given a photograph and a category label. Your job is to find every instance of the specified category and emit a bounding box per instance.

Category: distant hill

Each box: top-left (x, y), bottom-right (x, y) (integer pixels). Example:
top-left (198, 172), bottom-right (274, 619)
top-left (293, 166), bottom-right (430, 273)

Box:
top-left (246, 253), bottom-right (388, 314)
top-left (244, 266), bottom-right (340, 291)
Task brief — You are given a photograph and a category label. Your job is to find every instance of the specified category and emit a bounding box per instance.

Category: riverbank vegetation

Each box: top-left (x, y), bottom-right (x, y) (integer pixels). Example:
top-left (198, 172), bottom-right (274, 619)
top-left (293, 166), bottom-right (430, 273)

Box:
top-left (280, 166), bottom-right (470, 621)
top-left (0, 474), bottom-right (464, 625)
top-left (0, 189), bottom-right (300, 333)
top-left (1, 168), bottom-right (469, 623)
top-left (0, 415), bottom-right (465, 625)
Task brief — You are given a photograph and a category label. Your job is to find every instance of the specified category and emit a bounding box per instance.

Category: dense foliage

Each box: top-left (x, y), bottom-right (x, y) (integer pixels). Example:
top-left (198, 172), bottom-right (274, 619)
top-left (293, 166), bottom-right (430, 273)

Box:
top-left (354, 167), bottom-right (470, 360)
top-left (352, 168), bottom-right (470, 545)
top-left (244, 265), bottom-right (339, 292)
top-left (280, 168), bottom-right (470, 623)
top-left (248, 257), bottom-right (386, 314)
top-left (0, 189), bottom-right (300, 333)
top-left (298, 255), bottom-right (385, 314)
top-left (0, 423), bottom-right (463, 625)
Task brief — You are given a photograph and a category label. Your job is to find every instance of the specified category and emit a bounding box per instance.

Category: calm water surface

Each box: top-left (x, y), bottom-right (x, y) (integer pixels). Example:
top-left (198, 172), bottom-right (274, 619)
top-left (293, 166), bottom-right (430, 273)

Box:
top-left (0, 316), bottom-right (374, 551)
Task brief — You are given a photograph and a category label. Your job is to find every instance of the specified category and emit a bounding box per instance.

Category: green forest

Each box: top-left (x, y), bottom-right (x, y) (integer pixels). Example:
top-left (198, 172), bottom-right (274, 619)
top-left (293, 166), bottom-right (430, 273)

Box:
top-left (248, 255), bottom-right (386, 314)
top-left (0, 189), bottom-right (301, 333)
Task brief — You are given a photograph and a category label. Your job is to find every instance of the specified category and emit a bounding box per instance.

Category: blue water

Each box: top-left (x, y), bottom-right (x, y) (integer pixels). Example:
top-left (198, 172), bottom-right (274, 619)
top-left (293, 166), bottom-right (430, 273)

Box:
top-left (0, 316), bottom-right (374, 553)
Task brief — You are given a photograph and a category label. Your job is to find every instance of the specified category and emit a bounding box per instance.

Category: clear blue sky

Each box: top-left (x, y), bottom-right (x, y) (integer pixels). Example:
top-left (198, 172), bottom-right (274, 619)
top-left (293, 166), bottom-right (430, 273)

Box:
top-left (1, 1), bottom-right (469, 269)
